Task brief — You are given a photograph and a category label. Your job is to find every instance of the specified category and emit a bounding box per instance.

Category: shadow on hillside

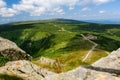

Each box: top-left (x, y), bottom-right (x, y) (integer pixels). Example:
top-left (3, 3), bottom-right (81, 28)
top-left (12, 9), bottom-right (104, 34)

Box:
top-left (20, 34), bottom-right (55, 57)
top-left (83, 65), bottom-right (120, 76)
top-left (0, 23), bottom-right (36, 31)
top-left (0, 23), bottom-right (37, 42)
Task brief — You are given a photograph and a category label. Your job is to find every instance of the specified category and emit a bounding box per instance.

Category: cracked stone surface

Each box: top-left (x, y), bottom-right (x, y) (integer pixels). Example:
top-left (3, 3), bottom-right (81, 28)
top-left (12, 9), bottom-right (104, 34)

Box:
top-left (92, 48), bottom-right (120, 70)
top-left (43, 48), bottom-right (120, 80)
top-left (0, 60), bottom-right (56, 80)
top-left (0, 47), bottom-right (120, 79)
top-left (0, 37), bottom-right (32, 61)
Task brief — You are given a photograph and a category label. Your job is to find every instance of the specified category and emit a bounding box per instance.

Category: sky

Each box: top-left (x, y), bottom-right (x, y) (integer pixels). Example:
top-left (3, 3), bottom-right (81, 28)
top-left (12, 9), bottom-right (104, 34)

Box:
top-left (0, 0), bottom-right (120, 24)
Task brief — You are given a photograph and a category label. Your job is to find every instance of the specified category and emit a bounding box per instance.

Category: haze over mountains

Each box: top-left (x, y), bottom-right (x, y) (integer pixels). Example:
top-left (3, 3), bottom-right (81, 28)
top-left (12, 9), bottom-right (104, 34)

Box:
top-left (86, 19), bottom-right (120, 24)
top-left (1, 19), bottom-right (120, 25)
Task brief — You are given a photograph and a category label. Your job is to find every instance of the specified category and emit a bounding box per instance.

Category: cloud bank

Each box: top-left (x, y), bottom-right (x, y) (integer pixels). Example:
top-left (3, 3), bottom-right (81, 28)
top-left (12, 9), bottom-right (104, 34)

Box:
top-left (0, 0), bottom-right (115, 17)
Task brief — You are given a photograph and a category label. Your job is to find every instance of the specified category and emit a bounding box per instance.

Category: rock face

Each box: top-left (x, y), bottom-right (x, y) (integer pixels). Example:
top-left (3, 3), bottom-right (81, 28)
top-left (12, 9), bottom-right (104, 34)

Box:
top-left (92, 48), bottom-right (120, 70)
top-left (0, 48), bottom-right (120, 80)
top-left (0, 60), bottom-right (55, 80)
top-left (39, 56), bottom-right (56, 66)
top-left (59, 48), bottom-right (120, 80)
top-left (0, 37), bottom-right (32, 61)
top-left (44, 48), bottom-right (120, 80)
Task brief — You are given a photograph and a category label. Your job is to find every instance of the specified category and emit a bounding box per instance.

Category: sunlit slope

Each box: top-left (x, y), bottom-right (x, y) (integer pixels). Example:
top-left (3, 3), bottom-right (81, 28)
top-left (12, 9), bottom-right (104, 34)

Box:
top-left (0, 19), bottom-right (120, 68)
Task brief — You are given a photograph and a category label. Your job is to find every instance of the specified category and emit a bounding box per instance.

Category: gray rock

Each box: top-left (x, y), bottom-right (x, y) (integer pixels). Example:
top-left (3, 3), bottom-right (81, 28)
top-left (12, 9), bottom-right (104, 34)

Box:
top-left (92, 48), bottom-right (120, 70)
top-left (0, 47), bottom-right (120, 80)
top-left (44, 48), bottom-right (120, 80)
top-left (0, 37), bottom-right (32, 61)
top-left (0, 60), bottom-right (56, 80)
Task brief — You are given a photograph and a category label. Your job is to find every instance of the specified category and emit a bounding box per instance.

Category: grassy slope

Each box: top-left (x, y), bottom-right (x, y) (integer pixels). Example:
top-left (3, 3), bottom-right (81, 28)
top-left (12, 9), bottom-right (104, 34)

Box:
top-left (0, 74), bottom-right (23, 80)
top-left (0, 19), bottom-right (120, 71)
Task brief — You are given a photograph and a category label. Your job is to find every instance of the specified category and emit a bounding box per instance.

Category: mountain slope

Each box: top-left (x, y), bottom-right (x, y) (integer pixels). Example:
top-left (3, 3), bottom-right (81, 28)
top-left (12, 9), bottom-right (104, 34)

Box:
top-left (0, 19), bottom-right (120, 71)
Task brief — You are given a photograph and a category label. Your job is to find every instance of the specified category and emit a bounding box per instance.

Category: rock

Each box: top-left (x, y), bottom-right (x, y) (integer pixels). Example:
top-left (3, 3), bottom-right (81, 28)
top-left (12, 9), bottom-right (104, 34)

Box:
top-left (92, 48), bottom-right (120, 70)
top-left (0, 37), bottom-right (32, 61)
top-left (39, 56), bottom-right (56, 66)
top-left (43, 48), bottom-right (120, 80)
top-left (0, 60), bottom-right (56, 80)
top-left (0, 48), bottom-right (120, 80)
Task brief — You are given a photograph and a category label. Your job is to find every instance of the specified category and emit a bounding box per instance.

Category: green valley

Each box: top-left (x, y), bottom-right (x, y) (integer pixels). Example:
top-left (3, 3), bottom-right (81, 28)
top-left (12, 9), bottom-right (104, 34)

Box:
top-left (0, 19), bottom-right (120, 72)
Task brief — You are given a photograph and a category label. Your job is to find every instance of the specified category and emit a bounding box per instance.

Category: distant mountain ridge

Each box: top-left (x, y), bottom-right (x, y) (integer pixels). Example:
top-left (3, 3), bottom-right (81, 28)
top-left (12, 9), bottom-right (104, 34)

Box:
top-left (86, 20), bottom-right (120, 24)
top-left (1, 18), bottom-right (120, 25)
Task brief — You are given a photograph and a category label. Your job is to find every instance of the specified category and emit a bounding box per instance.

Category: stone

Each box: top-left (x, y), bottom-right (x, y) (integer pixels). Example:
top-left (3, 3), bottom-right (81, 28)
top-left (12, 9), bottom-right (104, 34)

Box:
top-left (0, 60), bottom-right (55, 80)
top-left (0, 47), bottom-right (120, 80)
top-left (0, 37), bottom-right (32, 61)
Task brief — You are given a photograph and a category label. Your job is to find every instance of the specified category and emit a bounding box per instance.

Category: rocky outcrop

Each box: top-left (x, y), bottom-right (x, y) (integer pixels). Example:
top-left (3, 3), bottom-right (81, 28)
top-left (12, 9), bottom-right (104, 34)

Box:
top-left (0, 48), bottom-right (120, 80)
top-left (44, 48), bottom-right (120, 80)
top-left (0, 37), bottom-right (32, 61)
top-left (0, 60), bottom-right (55, 80)
top-left (92, 48), bottom-right (120, 70)
top-left (39, 57), bottom-right (56, 66)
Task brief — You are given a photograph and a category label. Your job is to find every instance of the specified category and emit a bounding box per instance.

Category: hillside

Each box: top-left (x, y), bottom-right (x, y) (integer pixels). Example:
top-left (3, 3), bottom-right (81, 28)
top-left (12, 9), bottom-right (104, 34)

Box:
top-left (0, 19), bottom-right (120, 71)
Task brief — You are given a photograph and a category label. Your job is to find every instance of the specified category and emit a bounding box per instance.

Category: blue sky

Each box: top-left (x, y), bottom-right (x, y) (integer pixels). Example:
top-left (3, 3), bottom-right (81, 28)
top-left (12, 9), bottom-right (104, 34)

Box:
top-left (0, 0), bottom-right (120, 23)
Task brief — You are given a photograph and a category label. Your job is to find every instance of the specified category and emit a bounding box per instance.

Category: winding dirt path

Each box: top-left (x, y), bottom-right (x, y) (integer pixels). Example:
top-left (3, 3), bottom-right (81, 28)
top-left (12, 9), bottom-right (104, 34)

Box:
top-left (81, 34), bottom-right (98, 62)
top-left (52, 24), bottom-right (101, 62)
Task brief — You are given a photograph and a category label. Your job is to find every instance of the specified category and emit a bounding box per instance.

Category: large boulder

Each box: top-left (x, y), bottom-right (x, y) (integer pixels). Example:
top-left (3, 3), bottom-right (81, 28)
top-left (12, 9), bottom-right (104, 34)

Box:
top-left (92, 48), bottom-right (120, 70)
top-left (0, 60), bottom-right (56, 80)
top-left (0, 37), bottom-right (32, 61)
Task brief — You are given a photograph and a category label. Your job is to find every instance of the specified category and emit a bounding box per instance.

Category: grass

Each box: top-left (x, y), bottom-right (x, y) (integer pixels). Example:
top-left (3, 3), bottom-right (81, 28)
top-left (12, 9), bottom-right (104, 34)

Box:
top-left (0, 57), bottom-right (9, 66)
top-left (0, 74), bottom-right (24, 80)
top-left (83, 49), bottom-right (108, 64)
top-left (0, 19), bottom-right (120, 71)
top-left (33, 49), bottom-right (108, 72)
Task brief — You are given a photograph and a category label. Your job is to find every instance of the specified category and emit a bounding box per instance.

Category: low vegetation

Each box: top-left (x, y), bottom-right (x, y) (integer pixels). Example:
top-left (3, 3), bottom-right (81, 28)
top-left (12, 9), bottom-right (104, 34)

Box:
top-left (0, 19), bottom-right (120, 72)
top-left (0, 74), bottom-right (24, 80)
top-left (0, 57), bottom-right (9, 66)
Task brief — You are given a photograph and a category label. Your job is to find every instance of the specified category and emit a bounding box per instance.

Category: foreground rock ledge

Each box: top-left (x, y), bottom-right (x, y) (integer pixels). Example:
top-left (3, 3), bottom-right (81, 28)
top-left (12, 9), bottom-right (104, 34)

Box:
top-left (0, 48), bottom-right (120, 80)
top-left (0, 37), bottom-right (32, 61)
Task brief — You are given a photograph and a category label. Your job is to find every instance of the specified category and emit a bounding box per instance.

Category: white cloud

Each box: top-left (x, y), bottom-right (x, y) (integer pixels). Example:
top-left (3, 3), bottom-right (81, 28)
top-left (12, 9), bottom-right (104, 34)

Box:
top-left (30, 7), bottom-right (45, 16)
top-left (0, 0), bottom-right (17, 17)
top-left (54, 8), bottom-right (65, 14)
top-left (12, 0), bottom-right (78, 16)
top-left (0, 0), bottom-right (115, 17)
top-left (93, 0), bottom-right (114, 5)
top-left (80, 0), bottom-right (91, 5)
top-left (99, 10), bottom-right (106, 14)
top-left (0, 0), bottom-right (79, 17)
top-left (0, 0), bottom-right (6, 8)
top-left (69, 6), bottom-right (74, 10)
top-left (80, 0), bottom-right (114, 5)
top-left (0, 8), bottom-right (17, 17)
top-left (81, 7), bottom-right (91, 11)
